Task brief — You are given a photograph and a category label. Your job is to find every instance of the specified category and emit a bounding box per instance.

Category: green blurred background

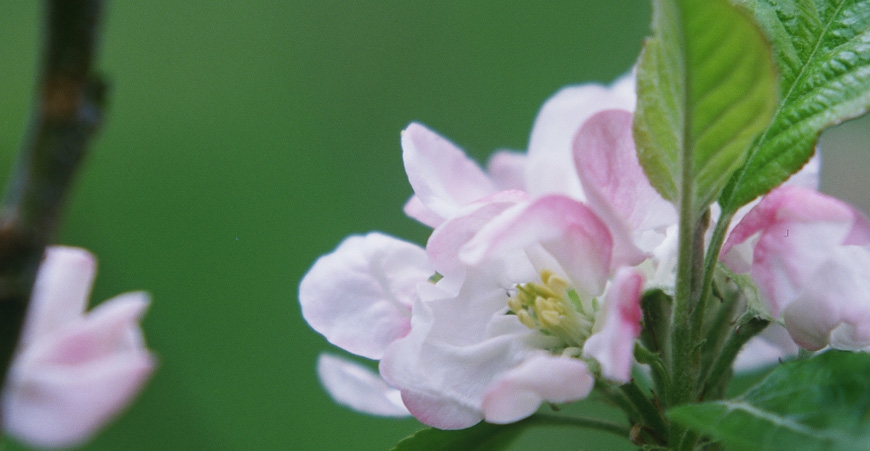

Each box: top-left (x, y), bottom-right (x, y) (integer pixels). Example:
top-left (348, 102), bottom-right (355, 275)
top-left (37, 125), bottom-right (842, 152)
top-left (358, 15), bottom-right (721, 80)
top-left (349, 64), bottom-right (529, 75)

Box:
top-left (0, 2), bottom-right (867, 450)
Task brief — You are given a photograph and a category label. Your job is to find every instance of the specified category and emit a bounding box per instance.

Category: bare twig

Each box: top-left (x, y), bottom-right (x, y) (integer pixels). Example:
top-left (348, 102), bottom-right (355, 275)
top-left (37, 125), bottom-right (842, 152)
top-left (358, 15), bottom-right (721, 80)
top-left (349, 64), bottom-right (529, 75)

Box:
top-left (0, 0), bottom-right (107, 396)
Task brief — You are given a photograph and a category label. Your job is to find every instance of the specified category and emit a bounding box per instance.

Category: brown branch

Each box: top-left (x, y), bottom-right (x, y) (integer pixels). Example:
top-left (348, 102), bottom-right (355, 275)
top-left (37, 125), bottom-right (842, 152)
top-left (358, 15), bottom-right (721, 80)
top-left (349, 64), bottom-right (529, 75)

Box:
top-left (0, 0), bottom-right (107, 395)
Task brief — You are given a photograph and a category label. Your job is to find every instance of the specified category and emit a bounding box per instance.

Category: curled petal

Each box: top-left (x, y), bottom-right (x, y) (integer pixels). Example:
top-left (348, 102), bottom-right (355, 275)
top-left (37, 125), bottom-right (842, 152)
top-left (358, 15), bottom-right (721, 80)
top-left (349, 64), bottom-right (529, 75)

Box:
top-left (461, 196), bottom-right (613, 298)
top-left (482, 354), bottom-right (593, 424)
top-left (299, 233), bottom-right (431, 359)
top-left (525, 76), bottom-right (635, 198)
top-left (582, 268), bottom-right (643, 383)
top-left (21, 247), bottom-right (96, 346)
top-left (402, 123), bottom-right (497, 226)
top-left (3, 293), bottom-right (154, 448)
top-left (316, 354), bottom-right (408, 417)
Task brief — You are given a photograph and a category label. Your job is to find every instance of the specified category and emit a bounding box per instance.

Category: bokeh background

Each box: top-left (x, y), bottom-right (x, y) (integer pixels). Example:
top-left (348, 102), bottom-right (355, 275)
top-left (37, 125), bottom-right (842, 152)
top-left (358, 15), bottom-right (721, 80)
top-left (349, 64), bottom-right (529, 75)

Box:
top-left (0, 2), bottom-right (867, 450)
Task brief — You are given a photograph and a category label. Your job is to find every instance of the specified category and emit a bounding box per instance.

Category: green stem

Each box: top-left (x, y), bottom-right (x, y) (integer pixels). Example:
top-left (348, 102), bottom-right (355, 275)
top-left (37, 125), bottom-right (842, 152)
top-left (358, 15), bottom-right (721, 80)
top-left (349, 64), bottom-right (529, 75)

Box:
top-left (525, 413), bottom-right (631, 439)
top-left (0, 0), bottom-right (106, 412)
top-left (668, 182), bottom-right (700, 448)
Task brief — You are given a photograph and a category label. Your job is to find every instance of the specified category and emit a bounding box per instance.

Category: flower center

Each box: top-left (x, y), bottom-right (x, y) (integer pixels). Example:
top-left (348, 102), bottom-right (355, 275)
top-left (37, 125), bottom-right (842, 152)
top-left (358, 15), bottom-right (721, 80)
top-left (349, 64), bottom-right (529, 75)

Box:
top-left (507, 270), bottom-right (598, 348)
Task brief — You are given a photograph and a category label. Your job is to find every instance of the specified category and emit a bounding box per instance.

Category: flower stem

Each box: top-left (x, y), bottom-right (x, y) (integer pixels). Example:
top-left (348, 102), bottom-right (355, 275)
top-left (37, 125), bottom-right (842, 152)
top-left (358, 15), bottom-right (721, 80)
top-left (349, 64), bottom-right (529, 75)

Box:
top-left (0, 0), bottom-right (106, 404)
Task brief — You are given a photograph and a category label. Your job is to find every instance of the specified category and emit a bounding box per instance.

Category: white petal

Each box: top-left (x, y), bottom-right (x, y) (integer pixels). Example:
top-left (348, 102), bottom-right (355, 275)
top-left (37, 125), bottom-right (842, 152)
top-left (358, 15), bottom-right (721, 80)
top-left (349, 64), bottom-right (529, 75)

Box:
top-left (380, 274), bottom-right (534, 429)
top-left (299, 233), bottom-right (431, 359)
top-left (316, 354), bottom-right (408, 417)
top-left (482, 354), bottom-right (593, 424)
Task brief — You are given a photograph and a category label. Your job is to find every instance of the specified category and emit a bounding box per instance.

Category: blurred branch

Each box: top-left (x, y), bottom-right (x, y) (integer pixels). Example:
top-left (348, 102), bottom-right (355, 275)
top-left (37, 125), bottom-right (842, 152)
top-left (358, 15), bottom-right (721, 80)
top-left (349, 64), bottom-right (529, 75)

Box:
top-left (0, 0), bottom-right (107, 397)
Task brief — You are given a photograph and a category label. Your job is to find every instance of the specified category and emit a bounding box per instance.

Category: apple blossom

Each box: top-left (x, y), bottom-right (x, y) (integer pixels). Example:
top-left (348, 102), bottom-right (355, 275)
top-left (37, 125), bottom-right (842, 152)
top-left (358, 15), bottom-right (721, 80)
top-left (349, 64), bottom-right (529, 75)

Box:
top-left (1, 246), bottom-right (154, 448)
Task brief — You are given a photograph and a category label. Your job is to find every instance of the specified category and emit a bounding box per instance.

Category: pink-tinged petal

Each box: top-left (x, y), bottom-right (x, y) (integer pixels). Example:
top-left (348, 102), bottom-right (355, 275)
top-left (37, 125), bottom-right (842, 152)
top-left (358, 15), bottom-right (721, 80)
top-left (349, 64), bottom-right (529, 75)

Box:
top-left (486, 150), bottom-right (527, 191)
top-left (733, 324), bottom-right (798, 371)
top-left (482, 354), bottom-right (593, 424)
top-left (402, 123), bottom-right (497, 226)
top-left (783, 249), bottom-right (870, 351)
top-left (574, 109), bottom-right (677, 234)
top-left (299, 233), bottom-right (431, 359)
top-left (721, 187), bottom-right (866, 316)
top-left (3, 293), bottom-right (154, 448)
top-left (525, 78), bottom-right (635, 198)
top-left (20, 247), bottom-right (96, 346)
top-left (460, 196), bottom-right (613, 298)
top-left (582, 268), bottom-right (643, 383)
top-left (426, 190), bottom-right (529, 292)
top-left (316, 354), bottom-right (409, 417)
top-left (403, 195), bottom-right (444, 228)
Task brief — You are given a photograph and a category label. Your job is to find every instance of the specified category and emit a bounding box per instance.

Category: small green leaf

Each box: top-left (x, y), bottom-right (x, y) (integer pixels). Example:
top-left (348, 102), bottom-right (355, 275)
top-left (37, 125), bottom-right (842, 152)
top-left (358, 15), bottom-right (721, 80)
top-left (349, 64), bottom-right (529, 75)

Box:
top-left (669, 351), bottom-right (870, 450)
top-left (634, 0), bottom-right (778, 213)
top-left (390, 422), bottom-right (525, 451)
top-left (720, 0), bottom-right (870, 212)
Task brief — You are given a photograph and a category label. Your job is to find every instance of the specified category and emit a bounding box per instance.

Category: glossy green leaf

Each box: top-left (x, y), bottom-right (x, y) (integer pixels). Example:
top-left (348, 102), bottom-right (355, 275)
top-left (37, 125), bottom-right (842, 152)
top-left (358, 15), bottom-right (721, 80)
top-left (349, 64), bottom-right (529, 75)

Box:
top-left (720, 0), bottom-right (870, 212)
top-left (633, 0), bottom-right (778, 213)
top-left (390, 422), bottom-right (525, 451)
top-left (669, 351), bottom-right (870, 450)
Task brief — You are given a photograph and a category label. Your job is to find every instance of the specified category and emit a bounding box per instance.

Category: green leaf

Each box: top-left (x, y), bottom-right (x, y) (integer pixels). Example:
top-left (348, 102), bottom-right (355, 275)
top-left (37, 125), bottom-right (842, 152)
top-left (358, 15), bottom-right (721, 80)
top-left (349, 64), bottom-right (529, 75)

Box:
top-left (720, 0), bottom-right (870, 212)
top-left (669, 351), bottom-right (870, 450)
top-left (633, 0), bottom-right (778, 214)
top-left (390, 422), bottom-right (526, 451)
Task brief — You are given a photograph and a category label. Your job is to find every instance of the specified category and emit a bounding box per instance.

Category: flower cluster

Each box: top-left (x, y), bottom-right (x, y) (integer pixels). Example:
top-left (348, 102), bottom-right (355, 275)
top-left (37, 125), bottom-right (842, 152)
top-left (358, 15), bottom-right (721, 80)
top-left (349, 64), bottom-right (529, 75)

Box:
top-left (299, 72), bottom-right (870, 429)
top-left (2, 246), bottom-right (154, 448)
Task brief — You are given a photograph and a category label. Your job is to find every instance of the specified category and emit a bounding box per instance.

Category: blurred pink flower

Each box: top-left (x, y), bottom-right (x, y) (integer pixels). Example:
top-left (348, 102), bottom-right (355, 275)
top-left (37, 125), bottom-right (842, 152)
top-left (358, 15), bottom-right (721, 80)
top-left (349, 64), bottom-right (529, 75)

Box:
top-left (1, 246), bottom-right (154, 448)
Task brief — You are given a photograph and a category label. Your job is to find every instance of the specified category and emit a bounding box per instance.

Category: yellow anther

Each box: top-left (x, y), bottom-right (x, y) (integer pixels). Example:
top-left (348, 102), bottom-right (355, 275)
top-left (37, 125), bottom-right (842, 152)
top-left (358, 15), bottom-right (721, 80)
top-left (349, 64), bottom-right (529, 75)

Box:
top-left (547, 276), bottom-right (570, 297)
top-left (517, 310), bottom-right (536, 329)
top-left (548, 297), bottom-right (566, 314)
top-left (507, 296), bottom-right (522, 313)
top-left (540, 310), bottom-right (562, 329)
top-left (506, 269), bottom-right (599, 349)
